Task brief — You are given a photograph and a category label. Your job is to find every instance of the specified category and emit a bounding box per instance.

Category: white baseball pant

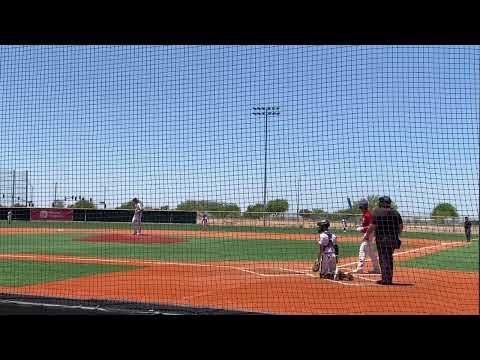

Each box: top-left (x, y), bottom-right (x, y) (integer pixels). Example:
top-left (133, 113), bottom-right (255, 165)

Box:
top-left (132, 216), bottom-right (142, 235)
top-left (357, 237), bottom-right (379, 272)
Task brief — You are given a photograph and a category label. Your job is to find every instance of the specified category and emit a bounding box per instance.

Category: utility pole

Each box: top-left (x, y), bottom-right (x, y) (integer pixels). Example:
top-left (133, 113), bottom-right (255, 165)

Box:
top-left (11, 170), bottom-right (16, 207)
top-left (252, 106), bottom-right (280, 226)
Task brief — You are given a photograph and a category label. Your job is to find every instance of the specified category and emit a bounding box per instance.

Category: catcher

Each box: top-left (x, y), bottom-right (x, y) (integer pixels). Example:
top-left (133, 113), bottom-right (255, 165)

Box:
top-left (312, 219), bottom-right (353, 281)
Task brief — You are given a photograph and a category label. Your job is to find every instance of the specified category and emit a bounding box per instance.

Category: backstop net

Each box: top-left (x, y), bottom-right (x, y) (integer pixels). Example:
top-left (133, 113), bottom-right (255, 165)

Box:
top-left (0, 45), bottom-right (478, 314)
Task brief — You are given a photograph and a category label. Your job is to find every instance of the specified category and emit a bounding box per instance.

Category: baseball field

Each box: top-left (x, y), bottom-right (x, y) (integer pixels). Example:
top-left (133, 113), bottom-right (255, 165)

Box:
top-left (0, 220), bottom-right (477, 314)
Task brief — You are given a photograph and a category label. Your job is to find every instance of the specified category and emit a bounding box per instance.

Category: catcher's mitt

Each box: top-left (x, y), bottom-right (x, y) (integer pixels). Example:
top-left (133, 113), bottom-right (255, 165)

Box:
top-left (312, 260), bottom-right (320, 272)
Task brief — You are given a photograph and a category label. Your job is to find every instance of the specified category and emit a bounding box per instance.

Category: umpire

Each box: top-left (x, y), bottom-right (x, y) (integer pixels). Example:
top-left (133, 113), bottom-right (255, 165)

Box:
top-left (366, 196), bottom-right (403, 285)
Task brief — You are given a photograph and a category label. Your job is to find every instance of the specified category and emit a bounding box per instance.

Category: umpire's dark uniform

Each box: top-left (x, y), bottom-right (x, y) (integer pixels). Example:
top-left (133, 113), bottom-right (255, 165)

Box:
top-left (372, 196), bottom-right (403, 285)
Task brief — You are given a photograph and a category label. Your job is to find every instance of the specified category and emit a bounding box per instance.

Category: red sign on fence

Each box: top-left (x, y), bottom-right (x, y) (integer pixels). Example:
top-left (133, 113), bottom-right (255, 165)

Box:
top-left (30, 208), bottom-right (73, 221)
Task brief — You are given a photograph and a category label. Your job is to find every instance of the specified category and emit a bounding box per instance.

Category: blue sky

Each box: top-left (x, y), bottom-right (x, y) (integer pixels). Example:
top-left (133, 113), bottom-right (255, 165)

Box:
top-left (0, 45), bottom-right (478, 217)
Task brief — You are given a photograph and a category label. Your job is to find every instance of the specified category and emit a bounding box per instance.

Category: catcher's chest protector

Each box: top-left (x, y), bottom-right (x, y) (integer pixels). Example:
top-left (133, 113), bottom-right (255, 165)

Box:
top-left (320, 232), bottom-right (337, 275)
top-left (320, 231), bottom-right (336, 253)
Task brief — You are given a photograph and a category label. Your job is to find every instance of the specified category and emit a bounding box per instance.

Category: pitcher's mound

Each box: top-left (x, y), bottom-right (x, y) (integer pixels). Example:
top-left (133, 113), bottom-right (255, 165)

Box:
top-left (78, 233), bottom-right (186, 244)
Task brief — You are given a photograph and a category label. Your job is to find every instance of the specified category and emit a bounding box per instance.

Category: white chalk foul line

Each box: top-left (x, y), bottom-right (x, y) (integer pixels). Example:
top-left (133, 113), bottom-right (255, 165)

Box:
top-left (277, 267), bottom-right (376, 285)
top-left (284, 241), bottom-right (467, 287)
top-left (278, 267), bottom-right (311, 274)
top-left (321, 277), bottom-right (377, 287)
top-left (353, 275), bottom-right (379, 283)
top-left (236, 268), bottom-right (307, 277)
top-left (336, 241), bottom-right (465, 269)
top-left (0, 253), bottom-right (313, 279)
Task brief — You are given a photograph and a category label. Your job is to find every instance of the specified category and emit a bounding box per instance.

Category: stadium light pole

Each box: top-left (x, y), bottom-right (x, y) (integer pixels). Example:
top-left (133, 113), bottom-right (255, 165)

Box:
top-left (296, 178), bottom-right (300, 220)
top-left (25, 171), bottom-right (28, 207)
top-left (252, 106), bottom-right (280, 226)
top-left (29, 183), bottom-right (34, 207)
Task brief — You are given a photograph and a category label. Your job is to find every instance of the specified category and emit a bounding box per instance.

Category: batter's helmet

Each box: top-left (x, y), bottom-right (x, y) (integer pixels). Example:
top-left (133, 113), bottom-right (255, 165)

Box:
top-left (358, 199), bottom-right (369, 209)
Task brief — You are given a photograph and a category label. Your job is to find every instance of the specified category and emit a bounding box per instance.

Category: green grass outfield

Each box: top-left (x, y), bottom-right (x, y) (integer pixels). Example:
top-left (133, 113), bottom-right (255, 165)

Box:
top-left (399, 242), bottom-right (479, 272)
top-left (0, 259), bottom-right (136, 287)
top-left (0, 232), bottom-right (361, 261)
top-left (0, 220), bottom-right (469, 241)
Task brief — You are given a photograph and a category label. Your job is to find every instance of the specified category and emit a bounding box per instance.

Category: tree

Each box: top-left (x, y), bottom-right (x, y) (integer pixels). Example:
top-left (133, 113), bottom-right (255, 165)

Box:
top-left (431, 203), bottom-right (458, 219)
top-left (68, 199), bottom-right (96, 209)
top-left (311, 208), bottom-right (327, 220)
top-left (299, 209), bottom-right (313, 219)
top-left (333, 205), bottom-right (360, 219)
top-left (335, 195), bottom-right (399, 217)
top-left (116, 200), bottom-right (137, 209)
top-left (329, 195), bottom-right (398, 222)
top-left (362, 195), bottom-right (398, 211)
top-left (266, 199), bottom-right (289, 215)
top-left (52, 200), bottom-right (65, 208)
top-left (159, 205), bottom-right (169, 210)
top-left (218, 203), bottom-right (241, 218)
top-left (300, 208), bottom-right (327, 220)
top-left (176, 200), bottom-right (240, 218)
top-left (244, 203), bottom-right (265, 219)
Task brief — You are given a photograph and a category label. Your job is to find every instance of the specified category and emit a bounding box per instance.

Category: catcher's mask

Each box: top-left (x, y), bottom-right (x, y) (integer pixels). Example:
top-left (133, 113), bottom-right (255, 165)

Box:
top-left (317, 219), bottom-right (330, 232)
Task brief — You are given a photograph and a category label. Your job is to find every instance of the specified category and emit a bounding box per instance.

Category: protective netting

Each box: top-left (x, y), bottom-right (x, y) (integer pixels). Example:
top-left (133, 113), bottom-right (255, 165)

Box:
top-left (0, 170), bottom-right (29, 207)
top-left (0, 45), bottom-right (478, 314)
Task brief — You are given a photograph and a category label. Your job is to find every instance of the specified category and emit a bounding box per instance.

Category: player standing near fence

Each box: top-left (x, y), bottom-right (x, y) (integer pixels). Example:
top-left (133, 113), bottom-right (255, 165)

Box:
top-left (464, 217), bottom-right (472, 242)
top-left (132, 198), bottom-right (143, 235)
top-left (7, 210), bottom-right (12, 224)
top-left (201, 213), bottom-right (209, 230)
top-left (353, 199), bottom-right (380, 274)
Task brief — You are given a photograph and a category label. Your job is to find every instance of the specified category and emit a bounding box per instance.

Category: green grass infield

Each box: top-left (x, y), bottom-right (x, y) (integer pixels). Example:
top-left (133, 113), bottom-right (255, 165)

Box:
top-left (0, 232), bottom-right (360, 262)
top-left (399, 242), bottom-right (478, 272)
